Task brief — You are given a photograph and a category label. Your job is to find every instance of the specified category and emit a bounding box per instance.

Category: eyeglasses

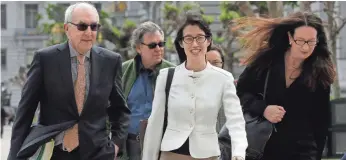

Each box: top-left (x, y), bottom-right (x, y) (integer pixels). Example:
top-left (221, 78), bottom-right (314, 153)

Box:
top-left (68, 22), bottom-right (101, 31)
top-left (293, 39), bottom-right (318, 46)
top-left (182, 35), bottom-right (209, 44)
top-left (141, 41), bottom-right (166, 49)
top-left (209, 61), bottom-right (223, 67)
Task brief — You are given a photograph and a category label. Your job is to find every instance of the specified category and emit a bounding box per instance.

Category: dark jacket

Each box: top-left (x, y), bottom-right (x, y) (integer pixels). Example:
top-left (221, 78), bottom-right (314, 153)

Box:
top-left (8, 42), bottom-right (131, 160)
top-left (236, 53), bottom-right (330, 160)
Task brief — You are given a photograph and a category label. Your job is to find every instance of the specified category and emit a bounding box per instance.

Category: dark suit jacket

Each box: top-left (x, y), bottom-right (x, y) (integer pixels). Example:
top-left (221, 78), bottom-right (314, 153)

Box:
top-left (8, 42), bottom-right (131, 160)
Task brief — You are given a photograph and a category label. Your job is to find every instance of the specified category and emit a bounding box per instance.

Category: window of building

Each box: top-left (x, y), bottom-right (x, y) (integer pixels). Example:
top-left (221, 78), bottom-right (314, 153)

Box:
top-left (1, 4), bottom-right (7, 29)
top-left (93, 3), bottom-right (102, 13)
top-left (1, 49), bottom-right (7, 69)
top-left (54, 3), bottom-right (70, 22)
top-left (25, 4), bottom-right (39, 28)
top-left (26, 48), bottom-right (36, 65)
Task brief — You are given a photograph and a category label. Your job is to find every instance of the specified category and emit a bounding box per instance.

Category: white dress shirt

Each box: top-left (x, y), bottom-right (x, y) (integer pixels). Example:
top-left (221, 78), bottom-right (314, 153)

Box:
top-left (142, 62), bottom-right (248, 160)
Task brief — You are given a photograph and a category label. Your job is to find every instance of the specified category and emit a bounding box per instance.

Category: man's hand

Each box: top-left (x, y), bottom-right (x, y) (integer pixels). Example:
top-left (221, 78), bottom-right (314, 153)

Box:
top-left (263, 105), bottom-right (286, 123)
top-left (114, 144), bottom-right (119, 160)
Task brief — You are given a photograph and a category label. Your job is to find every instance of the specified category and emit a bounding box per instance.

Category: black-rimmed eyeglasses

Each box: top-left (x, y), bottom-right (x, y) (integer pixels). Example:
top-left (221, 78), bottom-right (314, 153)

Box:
top-left (182, 35), bottom-right (210, 44)
top-left (293, 39), bottom-right (318, 46)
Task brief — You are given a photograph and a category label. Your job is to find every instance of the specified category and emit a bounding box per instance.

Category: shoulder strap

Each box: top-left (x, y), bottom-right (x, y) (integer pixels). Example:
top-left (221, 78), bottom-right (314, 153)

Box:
top-left (158, 68), bottom-right (174, 159)
top-left (163, 68), bottom-right (174, 132)
top-left (263, 69), bottom-right (271, 100)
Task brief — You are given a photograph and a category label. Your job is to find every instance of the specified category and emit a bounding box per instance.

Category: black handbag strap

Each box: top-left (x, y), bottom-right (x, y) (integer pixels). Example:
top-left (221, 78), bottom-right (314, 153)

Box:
top-left (263, 69), bottom-right (271, 100)
top-left (158, 67), bottom-right (175, 159)
top-left (263, 68), bottom-right (277, 132)
top-left (163, 68), bottom-right (175, 134)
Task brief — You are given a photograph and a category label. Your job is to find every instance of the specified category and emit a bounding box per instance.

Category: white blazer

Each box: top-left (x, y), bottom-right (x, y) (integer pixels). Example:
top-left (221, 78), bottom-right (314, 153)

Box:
top-left (142, 62), bottom-right (248, 160)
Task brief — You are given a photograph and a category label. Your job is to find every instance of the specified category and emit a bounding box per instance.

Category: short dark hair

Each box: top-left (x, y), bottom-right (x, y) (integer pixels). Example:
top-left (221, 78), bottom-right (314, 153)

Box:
top-left (174, 11), bottom-right (212, 63)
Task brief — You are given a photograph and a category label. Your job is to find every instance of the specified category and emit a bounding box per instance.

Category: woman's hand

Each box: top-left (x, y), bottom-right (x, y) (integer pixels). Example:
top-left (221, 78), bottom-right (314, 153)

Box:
top-left (263, 105), bottom-right (286, 123)
top-left (114, 144), bottom-right (119, 160)
top-left (231, 156), bottom-right (244, 160)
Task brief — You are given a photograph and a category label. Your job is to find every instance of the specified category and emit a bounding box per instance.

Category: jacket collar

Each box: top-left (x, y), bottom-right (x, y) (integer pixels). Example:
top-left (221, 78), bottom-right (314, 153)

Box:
top-left (134, 54), bottom-right (163, 74)
top-left (56, 41), bottom-right (101, 56)
top-left (178, 61), bottom-right (212, 78)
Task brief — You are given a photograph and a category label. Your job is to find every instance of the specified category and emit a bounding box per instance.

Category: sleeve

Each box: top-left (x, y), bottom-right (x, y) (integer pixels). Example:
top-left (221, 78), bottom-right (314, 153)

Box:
top-left (108, 55), bottom-right (131, 149)
top-left (141, 69), bottom-right (168, 160)
top-left (312, 85), bottom-right (331, 160)
top-left (236, 65), bottom-right (267, 116)
top-left (8, 52), bottom-right (42, 160)
top-left (223, 73), bottom-right (248, 159)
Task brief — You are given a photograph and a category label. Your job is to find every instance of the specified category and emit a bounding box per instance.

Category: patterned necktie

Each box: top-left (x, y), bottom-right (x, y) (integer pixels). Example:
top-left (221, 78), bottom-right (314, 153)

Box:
top-left (63, 55), bottom-right (86, 152)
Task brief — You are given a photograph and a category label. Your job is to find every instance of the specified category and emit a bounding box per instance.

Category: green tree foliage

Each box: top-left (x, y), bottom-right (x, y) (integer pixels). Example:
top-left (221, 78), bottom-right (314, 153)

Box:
top-left (216, 1), bottom-right (298, 71)
top-left (161, 2), bottom-right (214, 52)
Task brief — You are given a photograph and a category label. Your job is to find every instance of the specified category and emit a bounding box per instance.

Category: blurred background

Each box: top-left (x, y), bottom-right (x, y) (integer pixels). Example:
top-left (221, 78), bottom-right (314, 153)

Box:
top-left (1, 1), bottom-right (345, 159)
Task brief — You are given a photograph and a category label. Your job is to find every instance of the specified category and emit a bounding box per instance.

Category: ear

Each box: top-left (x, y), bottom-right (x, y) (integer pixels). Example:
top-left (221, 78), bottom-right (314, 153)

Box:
top-left (64, 24), bottom-right (70, 38)
top-left (179, 41), bottom-right (184, 48)
top-left (64, 23), bottom-right (69, 32)
top-left (207, 37), bottom-right (212, 47)
top-left (136, 44), bottom-right (141, 54)
top-left (287, 32), bottom-right (293, 44)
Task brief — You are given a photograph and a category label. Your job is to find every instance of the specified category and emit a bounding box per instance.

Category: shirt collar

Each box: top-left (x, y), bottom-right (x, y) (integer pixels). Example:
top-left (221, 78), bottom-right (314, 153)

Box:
top-left (68, 41), bottom-right (91, 58)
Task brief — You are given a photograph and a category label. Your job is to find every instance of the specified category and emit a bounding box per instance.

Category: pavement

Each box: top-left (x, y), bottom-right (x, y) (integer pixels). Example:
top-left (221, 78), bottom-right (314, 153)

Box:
top-left (1, 125), bottom-right (11, 160)
top-left (0, 124), bottom-right (342, 160)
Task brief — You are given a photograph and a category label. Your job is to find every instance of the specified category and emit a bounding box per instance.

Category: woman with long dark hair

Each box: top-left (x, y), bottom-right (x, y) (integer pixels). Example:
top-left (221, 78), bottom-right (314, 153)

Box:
top-left (142, 13), bottom-right (247, 160)
top-left (234, 12), bottom-right (335, 160)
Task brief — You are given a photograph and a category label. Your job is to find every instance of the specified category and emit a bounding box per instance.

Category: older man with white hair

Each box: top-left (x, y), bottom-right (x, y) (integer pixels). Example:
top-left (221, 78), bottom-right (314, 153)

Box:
top-left (7, 2), bottom-right (130, 160)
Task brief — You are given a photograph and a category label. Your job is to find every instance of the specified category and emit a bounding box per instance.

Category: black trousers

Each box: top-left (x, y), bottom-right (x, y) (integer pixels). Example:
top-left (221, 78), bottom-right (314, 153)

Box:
top-left (51, 146), bottom-right (80, 160)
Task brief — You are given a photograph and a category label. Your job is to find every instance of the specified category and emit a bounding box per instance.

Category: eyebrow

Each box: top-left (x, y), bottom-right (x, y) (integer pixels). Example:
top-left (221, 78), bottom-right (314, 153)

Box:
top-left (210, 60), bottom-right (222, 62)
top-left (77, 21), bottom-right (98, 24)
top-left (183, 34), bottom-right (206, 37)
top-left (295, 37), bottom-right (317, 41)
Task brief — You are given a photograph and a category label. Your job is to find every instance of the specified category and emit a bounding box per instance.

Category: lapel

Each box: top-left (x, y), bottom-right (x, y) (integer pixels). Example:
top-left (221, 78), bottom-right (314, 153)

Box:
top-left (57, 42), bottom-right (103, 115)
top-left (57, 42), bottom-right (78, 115)
top-left (81, 46), bottom-right (104, 116)
top-left (123, 60), bottom-right (137, 99)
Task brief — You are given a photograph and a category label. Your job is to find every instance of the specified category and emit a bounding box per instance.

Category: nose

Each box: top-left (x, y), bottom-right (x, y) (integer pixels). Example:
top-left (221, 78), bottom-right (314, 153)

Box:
top-left (302, 43), bottom-right (310, 51)
top-left (154, 45), bottom-right (161, 50)
top-left (84, 26), bottom-right (92, 35)
top-left (191, 39), bottom-right (199, 47)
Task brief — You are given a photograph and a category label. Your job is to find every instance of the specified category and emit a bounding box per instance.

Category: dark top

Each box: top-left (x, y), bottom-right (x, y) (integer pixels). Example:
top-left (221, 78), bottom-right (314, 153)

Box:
top-left (236, 53), bottom-right (330, 160)
top-left (171, 138), bottom-right (190, 155)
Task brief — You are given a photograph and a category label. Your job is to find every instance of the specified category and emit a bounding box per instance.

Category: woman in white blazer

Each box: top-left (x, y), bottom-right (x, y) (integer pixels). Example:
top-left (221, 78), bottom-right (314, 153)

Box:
top-left (142, 13), bottom-right (248, 160)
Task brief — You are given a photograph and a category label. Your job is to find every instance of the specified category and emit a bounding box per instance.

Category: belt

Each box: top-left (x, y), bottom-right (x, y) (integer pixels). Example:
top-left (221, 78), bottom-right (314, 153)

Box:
top-left (128, 133), bottom-right (140, 141)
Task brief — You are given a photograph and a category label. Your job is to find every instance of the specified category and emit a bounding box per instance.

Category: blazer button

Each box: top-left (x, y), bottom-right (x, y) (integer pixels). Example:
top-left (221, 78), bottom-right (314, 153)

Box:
top-left (191, 94), bottom-right (195, 98)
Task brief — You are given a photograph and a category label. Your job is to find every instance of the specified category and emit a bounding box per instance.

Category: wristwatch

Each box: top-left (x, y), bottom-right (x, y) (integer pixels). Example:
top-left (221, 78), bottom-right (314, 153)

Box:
top-left (232, 156), bottom-right (245, 160)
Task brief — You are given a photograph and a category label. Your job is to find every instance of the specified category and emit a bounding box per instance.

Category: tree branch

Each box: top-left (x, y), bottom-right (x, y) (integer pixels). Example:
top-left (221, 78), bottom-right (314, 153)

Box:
top-left (334, 18), bottom-right (346, 38)
top-left (230, 48), bottom-right (241, 54)
top-left (235, 1), bottom-right (255, 17)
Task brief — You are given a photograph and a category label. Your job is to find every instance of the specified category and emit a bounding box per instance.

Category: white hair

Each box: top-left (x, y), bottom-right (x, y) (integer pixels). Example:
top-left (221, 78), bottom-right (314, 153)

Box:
top-left (64, 2), bottom-right (99, 24)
